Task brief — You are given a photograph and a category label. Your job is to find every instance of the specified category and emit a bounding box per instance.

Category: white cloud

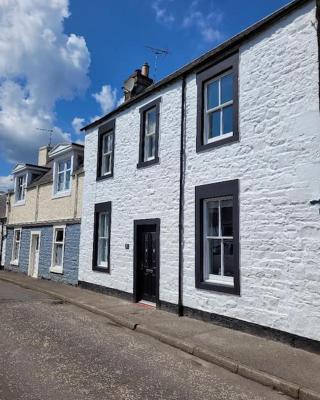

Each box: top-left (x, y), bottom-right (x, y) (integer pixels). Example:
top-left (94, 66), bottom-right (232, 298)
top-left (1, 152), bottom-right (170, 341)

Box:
top-left (92, 84), bottom-right (118, 115)
top-left (72, 117), bottom-right (85, 134)
top-left (152, 0), bottom-right (175, 25)
top-left (0, 0), bottom-right (90, 165)
top-left (0, 175), bottom-right (13, 192)
top-left (182, 1), bottom-right (224, 43)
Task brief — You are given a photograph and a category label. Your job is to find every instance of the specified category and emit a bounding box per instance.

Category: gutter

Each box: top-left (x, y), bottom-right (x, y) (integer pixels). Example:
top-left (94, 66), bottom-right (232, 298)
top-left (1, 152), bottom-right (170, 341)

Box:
top-left (178, 76), bottom-right (187, 317)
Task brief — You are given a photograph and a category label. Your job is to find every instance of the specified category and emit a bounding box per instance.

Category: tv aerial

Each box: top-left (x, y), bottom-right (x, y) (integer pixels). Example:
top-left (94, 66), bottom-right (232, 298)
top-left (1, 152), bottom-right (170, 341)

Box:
top-left (37, 128), bottom-right (54, 147)
top-left (145, 46), bottom-right (169, 81)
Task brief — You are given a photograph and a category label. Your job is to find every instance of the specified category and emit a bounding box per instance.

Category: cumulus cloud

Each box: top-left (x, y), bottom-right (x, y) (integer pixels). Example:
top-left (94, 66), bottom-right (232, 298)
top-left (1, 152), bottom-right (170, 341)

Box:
top-left (0, 175), bottom-right (13, 192)
top-left (152, 0), bottom-right (175, 25)
top-left (72, 117), bottom-right (85, 134)
top-left (182, 1), bottom-right (224, 43)
top-left (92, 85), bottom-right (118, 115)
top-left (0, 0), bottom-right (90, 165)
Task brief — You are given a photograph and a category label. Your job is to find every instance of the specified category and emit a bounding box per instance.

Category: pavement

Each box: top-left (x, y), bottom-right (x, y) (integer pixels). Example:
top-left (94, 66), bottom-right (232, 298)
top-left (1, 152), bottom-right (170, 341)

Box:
top-left (0, 279), bottom-right (291, 400)
top-left (0, 270), bottom-right (319, 400)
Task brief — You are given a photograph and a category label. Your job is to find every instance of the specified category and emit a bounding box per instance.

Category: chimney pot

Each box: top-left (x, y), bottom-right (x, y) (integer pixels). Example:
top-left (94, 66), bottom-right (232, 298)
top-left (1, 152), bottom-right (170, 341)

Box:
top-left (141, 63), bottom-right (149, 77)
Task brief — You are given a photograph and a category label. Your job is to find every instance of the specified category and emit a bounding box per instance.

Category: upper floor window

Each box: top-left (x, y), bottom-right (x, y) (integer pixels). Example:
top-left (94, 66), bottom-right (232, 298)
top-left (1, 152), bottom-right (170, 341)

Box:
top-left (97, 120), bottom-right (115, 180)
top-left (54, 158), bottom-right (72, 195)
top-left (195, 179), bottom-right (240, 295)
top-left (138, 98), bottom-right (161, 168)
top-left (15, 174), bottom-right (26, 203)
top-left (196, 53), bottom-right (239, 152)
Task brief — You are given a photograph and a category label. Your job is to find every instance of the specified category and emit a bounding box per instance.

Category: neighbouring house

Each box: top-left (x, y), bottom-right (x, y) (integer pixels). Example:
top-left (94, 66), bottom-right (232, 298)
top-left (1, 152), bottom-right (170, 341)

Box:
top-left (0, 192), bottom-right (8, 268)
top-left (79, 0), bottom-right (320, 346)
top-left (4, 144), bottom-right (84, 285)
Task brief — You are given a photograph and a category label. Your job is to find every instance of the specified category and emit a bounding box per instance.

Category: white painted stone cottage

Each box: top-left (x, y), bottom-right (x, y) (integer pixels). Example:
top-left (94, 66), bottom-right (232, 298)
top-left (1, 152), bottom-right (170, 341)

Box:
top-left (79, 0), bottom-right (320, 347)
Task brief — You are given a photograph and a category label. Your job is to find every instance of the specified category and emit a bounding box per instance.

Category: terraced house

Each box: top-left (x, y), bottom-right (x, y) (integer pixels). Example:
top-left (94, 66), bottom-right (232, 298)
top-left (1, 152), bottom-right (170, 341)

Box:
top-left (4, 144), bottom-right (84, 285)
top-left (79, 0), bottom-right (320, 346)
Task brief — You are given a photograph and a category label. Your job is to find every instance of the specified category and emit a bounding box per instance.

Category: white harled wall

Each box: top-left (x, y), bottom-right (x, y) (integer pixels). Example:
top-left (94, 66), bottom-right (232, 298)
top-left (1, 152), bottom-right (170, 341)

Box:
top-left (79, 0), bottom-right (320, 341)
top-left (183, 0), bottom-right (320, 341)
top-left (79, 82), bottom-right (182, 303)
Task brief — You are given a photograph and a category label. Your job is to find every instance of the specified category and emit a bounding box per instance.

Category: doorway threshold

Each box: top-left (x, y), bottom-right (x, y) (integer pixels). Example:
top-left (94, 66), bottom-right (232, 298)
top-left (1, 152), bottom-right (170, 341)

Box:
top-left (137, 300), bottom-right (156, 308)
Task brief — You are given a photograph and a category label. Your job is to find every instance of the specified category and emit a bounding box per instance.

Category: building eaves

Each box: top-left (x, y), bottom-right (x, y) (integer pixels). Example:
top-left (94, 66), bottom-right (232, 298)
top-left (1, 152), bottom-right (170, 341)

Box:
top-left (81, 0), bottom-right (312, 132)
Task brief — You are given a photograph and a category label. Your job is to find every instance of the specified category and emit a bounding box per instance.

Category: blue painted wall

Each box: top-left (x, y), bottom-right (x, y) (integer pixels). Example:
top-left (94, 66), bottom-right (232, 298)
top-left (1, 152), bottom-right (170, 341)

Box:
top-left (5, 224), bottom-right (80, 285)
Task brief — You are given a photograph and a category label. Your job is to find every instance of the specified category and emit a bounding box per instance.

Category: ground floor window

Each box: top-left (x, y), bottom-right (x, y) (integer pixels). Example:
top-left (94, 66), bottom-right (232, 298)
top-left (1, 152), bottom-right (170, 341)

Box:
top-left (195, 180), bottom-right (240, 295)
top-left (11, 228), bottom-right (21, 265)
top-left (50, 226), bottom-right (65, 274)
top-left (93, 202), bottom-right (111, 273)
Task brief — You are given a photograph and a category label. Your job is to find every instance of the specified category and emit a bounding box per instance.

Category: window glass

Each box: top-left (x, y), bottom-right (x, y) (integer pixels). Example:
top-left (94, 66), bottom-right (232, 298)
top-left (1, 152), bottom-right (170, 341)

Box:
top-left (146, 109), bottom-right (156, 134)
top-left (208, 239), bottom-right (221, 275)
top-left (101, 133), bottom-right (113, 176)
top-left (221, 73), bottom-right (233, 104)
top-left (207, 201), bottom-right (219, 236)
top-left (221, 199), bottom-right (233, 236)
top-left (223, 239), bottom-right (234, 277)
top-left (12, 229), bottom-right (21, 262)
top-left (55, 229), bottom-right (64, 242)
top-left (97, 212), bottom-right (109, 267)
top-left (142, 106), bottom-right (157, 162)
top-left (56, 158), bottom-right (72, 193)
top-left (222, 105), bottom-right (233, 135)
top-left (207, 80), bottom-right (219, 109)
top-left (53, 228), bottom-right (65, 268)
top-left (208, 111), bottom-right (221, 139)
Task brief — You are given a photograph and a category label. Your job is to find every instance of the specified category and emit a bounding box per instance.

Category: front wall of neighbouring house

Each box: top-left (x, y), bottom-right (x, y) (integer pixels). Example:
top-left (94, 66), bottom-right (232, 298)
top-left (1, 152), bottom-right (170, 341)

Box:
top-left (183, 1), bottom-right (320, 341)
top-left (79, 81), bottom-right (182, 303)
top-left (5, 224), bottom-right (80, 285)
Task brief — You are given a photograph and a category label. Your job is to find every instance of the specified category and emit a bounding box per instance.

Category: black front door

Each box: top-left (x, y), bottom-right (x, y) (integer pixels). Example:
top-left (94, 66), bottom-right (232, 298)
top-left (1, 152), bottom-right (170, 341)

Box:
top-left (135, 224), bottom-right (158, 303)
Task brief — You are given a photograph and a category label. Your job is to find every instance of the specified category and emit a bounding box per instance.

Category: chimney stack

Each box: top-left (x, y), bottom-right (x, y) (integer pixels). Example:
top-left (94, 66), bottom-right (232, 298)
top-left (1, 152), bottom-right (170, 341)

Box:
top-left (123, 63), bottom-right (153, 101)
top-left (38, 145), bottom-right (50, 167)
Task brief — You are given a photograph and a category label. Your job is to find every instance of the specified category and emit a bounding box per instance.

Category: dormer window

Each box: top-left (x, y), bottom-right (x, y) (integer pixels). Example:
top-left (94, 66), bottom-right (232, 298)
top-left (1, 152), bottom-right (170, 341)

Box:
top-left (15, 174), bottom-right (26, 203)
top-left (56, 159), bottom-right (72, 193)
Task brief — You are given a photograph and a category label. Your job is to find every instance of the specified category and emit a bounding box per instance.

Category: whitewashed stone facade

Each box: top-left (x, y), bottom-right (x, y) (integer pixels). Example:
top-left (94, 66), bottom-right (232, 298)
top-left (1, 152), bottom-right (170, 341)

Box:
top-left (80, 0), bottom-right (320, 342)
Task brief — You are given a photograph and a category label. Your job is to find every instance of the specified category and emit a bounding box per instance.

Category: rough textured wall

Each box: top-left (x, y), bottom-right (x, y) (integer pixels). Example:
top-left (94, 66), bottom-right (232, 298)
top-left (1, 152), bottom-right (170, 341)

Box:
top-left (183, 1), bottom-right (320, 341)
top-left (5, 224), bottom-right (80, 285)
top-left (79, 82), bottom-right (182, 303)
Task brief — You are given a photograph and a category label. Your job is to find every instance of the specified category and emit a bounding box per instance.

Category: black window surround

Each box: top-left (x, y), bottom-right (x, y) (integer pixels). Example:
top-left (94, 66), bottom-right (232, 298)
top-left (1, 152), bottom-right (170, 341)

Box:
top-left (92, 201), bottom-right (112, 273)
top-left (195, 179), bottom-right (240, 295)
top-left (196, 52), bottom-right (239, 152)
top-left (96, 119), bottom-right (115, 181)
top-left (137, 97), bottom-right (161, 169)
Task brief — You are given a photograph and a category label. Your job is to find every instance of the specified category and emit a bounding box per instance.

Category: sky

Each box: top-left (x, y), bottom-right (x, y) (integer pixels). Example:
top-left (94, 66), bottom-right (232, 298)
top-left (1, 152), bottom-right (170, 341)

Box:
top-left (0, 0), bottom-right (292, 191)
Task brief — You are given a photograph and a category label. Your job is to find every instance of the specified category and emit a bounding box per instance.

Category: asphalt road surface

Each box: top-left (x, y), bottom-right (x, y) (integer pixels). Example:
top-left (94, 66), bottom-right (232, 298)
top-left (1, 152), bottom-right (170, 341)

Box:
top-left (0, 280), bottom-right (289, 400)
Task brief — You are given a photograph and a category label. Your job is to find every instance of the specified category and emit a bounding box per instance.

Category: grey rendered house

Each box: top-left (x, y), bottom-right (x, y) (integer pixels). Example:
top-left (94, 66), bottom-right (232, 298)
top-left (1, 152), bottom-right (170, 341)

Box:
top-left (4, 144), bottom-right (84, 285)
top-left (78, 0), bottom-right (320, 347)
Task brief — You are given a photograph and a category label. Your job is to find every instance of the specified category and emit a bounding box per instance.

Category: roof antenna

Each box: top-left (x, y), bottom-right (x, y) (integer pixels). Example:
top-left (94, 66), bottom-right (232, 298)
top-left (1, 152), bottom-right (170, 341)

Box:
top-left (145, 46), bottom-right (169, 81)
top-left (37, 128), bottom-right (54, 148)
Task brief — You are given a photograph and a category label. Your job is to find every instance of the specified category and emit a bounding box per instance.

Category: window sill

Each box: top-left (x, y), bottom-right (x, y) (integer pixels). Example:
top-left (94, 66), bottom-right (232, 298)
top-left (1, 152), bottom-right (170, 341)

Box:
top-left (137, 157), bottom-right (159, 169)
top-left (96, 172), bottom-right (113, 182)
top-left (196, 280), bottom-right (240, 295)
top-left (197, 133), bottom-right (238, 153)
top-left (92, 265), bottom-right (110, 273)
top-left (14, 201), bottom-right (26, 207)
top-left (50, 266), bottom-right (63, 274)
top-left (52, 191), bottom-right (72, 199)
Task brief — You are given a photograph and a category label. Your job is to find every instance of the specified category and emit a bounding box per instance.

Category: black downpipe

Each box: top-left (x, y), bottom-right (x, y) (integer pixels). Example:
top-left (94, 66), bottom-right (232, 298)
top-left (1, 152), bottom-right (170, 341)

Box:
top-left (178, 76), bottom-right (186, 317)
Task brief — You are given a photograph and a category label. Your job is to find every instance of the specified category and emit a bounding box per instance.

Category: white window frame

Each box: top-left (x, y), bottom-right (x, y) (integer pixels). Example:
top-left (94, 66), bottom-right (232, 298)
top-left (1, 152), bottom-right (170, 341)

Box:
top-left (15, 173), bottom-right (27, 205)
top-left (11, 228), bottom-right (22, 265)
top-left (50, 225), bottom-right (66, 274)
top-left (97, 211), bottom-right (110, 269)
top-left (101, 132), bottom-right (113, 176)
top-left (143, 107), bottom-right (157, 162)
top-left (53, 156), bottom-right (73, 198)
top-left (203, 197), bottom-right (234, 287)
top-left (204, 71), bottom-right (234, 145)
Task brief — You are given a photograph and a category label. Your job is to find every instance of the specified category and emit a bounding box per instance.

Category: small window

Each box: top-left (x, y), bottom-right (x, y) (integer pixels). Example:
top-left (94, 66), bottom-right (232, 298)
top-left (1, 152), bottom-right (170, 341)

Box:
top-left (93, 202), bottom-right (111, 272)
top-left (55, 159), bottom-right (72, 194)
top-left (15, 174), bottom-right (26, 203)
top-left (196, 53), bottom-right (239, 152)
top-left (11, 228), bottom-right (21, 264)
top-left (51, 226), bottom-right (65, 273)
top-left (101, 133), bottom-right (113, 176)
top-left (195, 180), bottom-right (240, 295)
top-left (138, 98), bottom-right (161, 168)
top-left (97, 120), bottom-right (115, 180)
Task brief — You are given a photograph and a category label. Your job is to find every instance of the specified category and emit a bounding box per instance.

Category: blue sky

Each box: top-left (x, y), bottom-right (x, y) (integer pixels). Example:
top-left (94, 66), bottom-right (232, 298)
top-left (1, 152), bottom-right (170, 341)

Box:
top-left (0, 0), bottom-right (291, 190)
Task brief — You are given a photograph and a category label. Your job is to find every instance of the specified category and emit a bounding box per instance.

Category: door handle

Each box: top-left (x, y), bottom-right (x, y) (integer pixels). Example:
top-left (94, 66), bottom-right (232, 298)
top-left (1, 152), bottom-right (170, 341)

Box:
top-left (145, 268), bottom-right (153, 273)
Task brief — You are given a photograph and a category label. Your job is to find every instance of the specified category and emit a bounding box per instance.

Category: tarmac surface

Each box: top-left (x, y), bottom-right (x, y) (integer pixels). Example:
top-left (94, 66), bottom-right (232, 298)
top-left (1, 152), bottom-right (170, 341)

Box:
top-left (0, 280), bottom-right (290, 400)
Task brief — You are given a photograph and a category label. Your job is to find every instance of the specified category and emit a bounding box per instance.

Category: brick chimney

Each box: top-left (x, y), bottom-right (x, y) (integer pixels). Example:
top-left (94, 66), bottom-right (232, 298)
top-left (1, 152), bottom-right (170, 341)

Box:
top-left (38, 146), bottom-right (50, 167)
top-left (123, 63), bottom-right (153, 101)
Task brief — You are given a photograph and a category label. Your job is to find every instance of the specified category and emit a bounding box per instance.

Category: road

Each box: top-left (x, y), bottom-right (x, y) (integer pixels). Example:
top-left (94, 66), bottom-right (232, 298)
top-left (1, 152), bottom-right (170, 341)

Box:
top-left (0, 280), bottom-right (288, 400)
